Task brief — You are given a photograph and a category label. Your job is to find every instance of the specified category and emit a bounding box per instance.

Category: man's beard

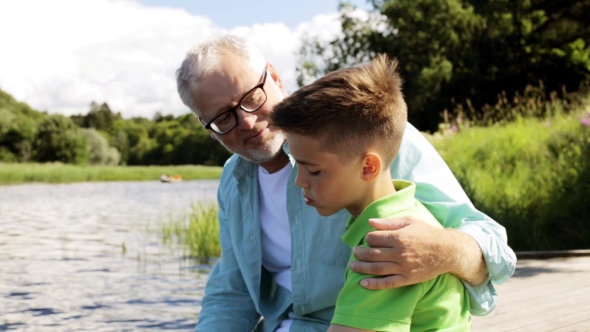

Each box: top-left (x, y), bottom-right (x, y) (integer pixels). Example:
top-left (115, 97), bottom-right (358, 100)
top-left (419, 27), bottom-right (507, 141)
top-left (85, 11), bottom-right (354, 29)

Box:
top-left (220, 130), bottom-right (286, 164)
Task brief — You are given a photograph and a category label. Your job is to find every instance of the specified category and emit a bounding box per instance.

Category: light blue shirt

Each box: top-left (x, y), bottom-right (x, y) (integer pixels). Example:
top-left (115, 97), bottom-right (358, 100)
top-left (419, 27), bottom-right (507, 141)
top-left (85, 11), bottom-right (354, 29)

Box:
top-left (195, 122), bottom-right (516, 332)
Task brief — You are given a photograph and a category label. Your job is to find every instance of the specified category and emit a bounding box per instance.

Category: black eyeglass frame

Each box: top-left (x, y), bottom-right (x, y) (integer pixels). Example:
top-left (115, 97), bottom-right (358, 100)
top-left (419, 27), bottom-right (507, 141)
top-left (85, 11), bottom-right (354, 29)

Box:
top-left (199, 67), bottom-right (268, 135)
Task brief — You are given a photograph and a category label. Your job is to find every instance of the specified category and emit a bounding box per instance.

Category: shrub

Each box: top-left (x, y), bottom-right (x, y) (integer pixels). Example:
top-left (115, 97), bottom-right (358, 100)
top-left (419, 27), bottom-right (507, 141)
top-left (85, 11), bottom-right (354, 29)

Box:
top-left (428, 110), bottom-right (590, 250)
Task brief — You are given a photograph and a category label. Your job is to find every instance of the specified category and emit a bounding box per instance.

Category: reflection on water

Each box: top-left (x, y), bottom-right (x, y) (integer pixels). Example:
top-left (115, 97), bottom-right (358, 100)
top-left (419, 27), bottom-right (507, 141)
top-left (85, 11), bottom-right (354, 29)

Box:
top-left (0, 180), bottom-right (219, 331)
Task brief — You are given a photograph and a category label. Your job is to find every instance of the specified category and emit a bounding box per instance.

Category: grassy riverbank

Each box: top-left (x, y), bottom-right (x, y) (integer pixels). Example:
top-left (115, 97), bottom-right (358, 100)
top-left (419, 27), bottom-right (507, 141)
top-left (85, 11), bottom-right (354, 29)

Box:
top-left (161, 202), bottom-right (220, 265)
top-left (0, 163), bottom-right (222, 184)
top-left (428, 108), bottom-right (590, 251)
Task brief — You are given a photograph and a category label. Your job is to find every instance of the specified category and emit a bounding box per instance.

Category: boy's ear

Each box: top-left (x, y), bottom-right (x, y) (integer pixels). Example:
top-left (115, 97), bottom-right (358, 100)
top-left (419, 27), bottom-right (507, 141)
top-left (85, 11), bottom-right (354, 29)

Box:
top-left (361, 152), bottom-right (381, 182)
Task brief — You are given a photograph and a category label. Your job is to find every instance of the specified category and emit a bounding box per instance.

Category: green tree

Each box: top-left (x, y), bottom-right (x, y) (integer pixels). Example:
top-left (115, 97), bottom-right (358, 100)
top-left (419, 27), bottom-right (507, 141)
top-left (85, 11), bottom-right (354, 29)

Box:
top-left (108, 120), bottom-right (130, 164)
top-left (0, 108), bottom-right (18, 162)
top-left (108, 118), bottom-right (155, 165)
top-left (170, 114), bottom-right (232, 166)
top-left (81, 102), bottom-right (122, 132)
top-left (298, 0), bottom-right (590, 131)
top-left (1, 88), bottom-right (231, 167)
top-left (2, 119), bottom-right (36, 162)
top-left (125, 120), bottom-right (153, 165)
top-left (34, 115), bottom-right (88, 164)
top-left (141, 114), bottom-right (231, 165)
top-left (81, 128), bottom-right (120, 165)
top-left (153, 111), bottom-right (175, 123)
top-left (0, 89), bottom-right (45, 162)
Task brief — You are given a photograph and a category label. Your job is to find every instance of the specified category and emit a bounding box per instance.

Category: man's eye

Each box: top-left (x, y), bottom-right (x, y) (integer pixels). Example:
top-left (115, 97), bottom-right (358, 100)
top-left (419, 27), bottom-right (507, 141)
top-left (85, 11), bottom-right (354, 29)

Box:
top-left (215, 112), bottom-right (232, 125)
top-left (309, 170), bottom-right (321, 177)
top-left (243, 89), bottom-right (265, 108)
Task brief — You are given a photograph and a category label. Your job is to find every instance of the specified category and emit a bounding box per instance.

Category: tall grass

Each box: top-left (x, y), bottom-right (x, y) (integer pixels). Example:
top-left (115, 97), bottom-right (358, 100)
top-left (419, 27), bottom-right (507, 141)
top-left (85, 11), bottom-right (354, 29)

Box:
top-left (0, 163), bottom-right (222, 184)
top-left (161, 202), bottom-right (220, 265)
top-left (443, 81), bottom-right (589, 128)
top-left (427, 108), bottom-right (590, 251)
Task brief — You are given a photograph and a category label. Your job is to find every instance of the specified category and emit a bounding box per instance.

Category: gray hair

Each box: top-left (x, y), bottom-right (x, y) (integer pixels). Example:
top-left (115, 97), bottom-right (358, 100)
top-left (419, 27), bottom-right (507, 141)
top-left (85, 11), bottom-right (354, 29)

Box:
top-left (176, 34), bottom-right (267, 113)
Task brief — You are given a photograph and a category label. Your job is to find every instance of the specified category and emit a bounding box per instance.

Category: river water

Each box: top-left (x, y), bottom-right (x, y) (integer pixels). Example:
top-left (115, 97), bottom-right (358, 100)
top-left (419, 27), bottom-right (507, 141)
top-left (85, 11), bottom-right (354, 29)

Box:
top-left (0, 180), bottom-right (219, 331)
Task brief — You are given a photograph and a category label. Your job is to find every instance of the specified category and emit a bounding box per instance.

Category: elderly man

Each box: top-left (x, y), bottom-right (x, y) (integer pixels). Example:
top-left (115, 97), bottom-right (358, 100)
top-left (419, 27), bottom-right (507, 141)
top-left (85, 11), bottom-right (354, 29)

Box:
top-left (176, 34), bottom-right (515, 332)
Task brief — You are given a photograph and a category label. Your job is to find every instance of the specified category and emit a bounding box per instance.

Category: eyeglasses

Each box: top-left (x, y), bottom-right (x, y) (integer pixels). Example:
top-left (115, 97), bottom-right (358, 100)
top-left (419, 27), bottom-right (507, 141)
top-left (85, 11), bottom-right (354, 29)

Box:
top-left (200, 68), bottom-right (268, 135)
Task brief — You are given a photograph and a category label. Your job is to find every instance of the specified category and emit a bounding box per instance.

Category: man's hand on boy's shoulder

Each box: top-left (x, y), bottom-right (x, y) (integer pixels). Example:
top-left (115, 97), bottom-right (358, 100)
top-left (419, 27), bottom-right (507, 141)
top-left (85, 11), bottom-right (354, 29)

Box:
top-left (349, 216), bottom-right (488, 289)
top-left (348, 216), bottom-right (447, 289)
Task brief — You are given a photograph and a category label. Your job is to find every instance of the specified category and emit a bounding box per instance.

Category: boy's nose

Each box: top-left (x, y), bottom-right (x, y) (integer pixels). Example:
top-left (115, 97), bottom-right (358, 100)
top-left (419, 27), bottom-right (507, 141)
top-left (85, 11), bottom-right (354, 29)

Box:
top-left (294, 172), bottom-right (308, 189)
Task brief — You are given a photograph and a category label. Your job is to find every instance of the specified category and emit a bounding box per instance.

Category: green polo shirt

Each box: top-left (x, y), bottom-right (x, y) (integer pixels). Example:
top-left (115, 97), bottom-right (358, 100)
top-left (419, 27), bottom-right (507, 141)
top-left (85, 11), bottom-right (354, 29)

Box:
top-left (332, 180), bottom-right (471, 331)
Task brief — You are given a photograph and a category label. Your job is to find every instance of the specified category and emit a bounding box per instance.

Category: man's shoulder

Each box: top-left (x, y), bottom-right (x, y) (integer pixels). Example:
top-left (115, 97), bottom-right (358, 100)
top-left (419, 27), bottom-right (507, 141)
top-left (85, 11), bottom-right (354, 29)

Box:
top-left (390, 122), bottom-right (439, 179)
top-left (218, 154), bottom-right (240, 191)
top-left (218, 154), bottom-right (259, 196)
top-left (222, 153), bottom-right (239, 169)
top-left (219, 154), bottom-right (240, 178)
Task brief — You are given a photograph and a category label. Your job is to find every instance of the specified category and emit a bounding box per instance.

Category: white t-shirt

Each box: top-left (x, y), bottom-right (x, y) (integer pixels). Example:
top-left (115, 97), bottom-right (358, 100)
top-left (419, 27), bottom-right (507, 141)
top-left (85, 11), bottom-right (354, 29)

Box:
top-left (258, 164), bottom-right (293, 332)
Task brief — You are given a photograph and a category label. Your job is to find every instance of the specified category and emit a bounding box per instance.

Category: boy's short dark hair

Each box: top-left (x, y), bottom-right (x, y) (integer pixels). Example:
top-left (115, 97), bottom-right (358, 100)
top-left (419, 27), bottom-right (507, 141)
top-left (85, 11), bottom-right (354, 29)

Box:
top-left (272, 54), bottom-right (407, 164)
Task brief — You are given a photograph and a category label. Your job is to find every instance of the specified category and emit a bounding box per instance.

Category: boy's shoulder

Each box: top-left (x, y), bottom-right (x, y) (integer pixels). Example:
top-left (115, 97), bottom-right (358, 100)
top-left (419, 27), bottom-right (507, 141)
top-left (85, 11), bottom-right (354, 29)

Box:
top-left (389, 180), bottom-right (443, 230)
top-left (398, 200), bottom-right (443, 230)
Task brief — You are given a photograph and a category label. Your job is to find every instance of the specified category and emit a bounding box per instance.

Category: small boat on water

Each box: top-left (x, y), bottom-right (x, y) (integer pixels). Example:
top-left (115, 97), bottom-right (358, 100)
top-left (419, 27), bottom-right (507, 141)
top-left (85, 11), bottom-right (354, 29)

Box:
top-left (159, 174), bottom-right (183, 183)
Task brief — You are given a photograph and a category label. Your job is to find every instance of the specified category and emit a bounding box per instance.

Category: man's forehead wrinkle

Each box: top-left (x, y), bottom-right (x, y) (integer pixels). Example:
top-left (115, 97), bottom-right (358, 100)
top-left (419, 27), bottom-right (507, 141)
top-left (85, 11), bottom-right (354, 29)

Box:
top-left (196, 73), bottom-right (238, 116)
top-left (196, 59), bottom-right (259, 118)
top-left (210, 72), bottom-right (256, 114)
top-left (211, 81), bottom-right (245, 115)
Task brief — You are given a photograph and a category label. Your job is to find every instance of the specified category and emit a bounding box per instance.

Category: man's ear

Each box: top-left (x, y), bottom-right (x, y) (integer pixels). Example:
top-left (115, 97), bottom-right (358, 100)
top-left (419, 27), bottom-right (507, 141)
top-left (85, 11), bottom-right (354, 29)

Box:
top-left (361, 152), bottom-right (382, 182)
top-left (267, 63), bottom-right (286, 94)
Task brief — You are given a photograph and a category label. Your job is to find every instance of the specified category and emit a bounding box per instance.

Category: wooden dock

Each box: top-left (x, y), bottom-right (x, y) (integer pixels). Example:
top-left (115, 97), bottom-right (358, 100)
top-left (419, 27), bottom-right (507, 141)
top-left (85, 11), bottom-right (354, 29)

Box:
top-left (472, 256), bottom-right (590, 331)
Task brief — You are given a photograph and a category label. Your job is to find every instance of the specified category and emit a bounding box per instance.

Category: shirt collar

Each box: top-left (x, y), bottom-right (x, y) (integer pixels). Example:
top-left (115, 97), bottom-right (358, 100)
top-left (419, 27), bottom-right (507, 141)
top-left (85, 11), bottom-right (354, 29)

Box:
top-left (341, 180), bottom-right (417, 248)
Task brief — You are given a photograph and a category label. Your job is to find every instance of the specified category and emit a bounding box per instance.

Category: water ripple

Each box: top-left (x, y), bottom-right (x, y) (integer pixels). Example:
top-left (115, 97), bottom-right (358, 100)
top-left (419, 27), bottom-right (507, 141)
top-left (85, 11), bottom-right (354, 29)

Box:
top-left (0, 180), bottom-right (218, 330)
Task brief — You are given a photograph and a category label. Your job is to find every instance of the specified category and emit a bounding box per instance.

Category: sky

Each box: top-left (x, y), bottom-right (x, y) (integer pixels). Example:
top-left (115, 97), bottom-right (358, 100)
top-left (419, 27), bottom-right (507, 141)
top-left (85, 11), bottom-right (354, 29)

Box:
top-left (0, 0), bottom-right (370, 119)
top-left (139, 0), bottom-right (370, 28)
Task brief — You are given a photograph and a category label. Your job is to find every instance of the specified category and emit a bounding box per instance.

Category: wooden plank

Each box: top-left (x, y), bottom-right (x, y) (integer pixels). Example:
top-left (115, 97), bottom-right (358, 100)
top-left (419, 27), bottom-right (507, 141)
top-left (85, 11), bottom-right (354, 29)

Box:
top-left (472, 256), bottom-right (590, 332)
top-left (513, 307), bottom-right (590, 332)
top-left (551, 317), bottom-right (590, 332)
top-left (516, 249), bottom-right (590, 259)
top-left (479, 291), bottom-right (590, 331)
top-left (473, 288), bottom-right (590, 330)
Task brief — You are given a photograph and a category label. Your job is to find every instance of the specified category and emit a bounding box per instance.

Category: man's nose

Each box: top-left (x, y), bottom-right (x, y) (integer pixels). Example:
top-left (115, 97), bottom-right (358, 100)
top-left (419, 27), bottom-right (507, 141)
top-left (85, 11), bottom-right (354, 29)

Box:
top-left (236, 108), bottom-right (257, 129)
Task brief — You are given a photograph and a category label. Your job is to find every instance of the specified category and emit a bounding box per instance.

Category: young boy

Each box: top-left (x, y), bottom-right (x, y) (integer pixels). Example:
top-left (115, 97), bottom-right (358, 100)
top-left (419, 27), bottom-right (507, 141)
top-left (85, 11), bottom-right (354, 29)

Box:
top-left (271, 54), bottom-right (471, 332)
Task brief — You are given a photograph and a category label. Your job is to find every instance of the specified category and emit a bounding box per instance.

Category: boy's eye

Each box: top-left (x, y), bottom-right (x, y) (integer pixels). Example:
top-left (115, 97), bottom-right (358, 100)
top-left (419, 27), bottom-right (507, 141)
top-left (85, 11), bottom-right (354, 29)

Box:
top-left (309, 170), bottom-right (321, 177)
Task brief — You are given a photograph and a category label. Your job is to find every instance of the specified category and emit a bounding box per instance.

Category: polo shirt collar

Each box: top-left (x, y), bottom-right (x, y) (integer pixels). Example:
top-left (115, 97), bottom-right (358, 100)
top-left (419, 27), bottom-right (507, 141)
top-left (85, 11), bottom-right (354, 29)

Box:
top-left (341, 180), bottom-right (416, 248)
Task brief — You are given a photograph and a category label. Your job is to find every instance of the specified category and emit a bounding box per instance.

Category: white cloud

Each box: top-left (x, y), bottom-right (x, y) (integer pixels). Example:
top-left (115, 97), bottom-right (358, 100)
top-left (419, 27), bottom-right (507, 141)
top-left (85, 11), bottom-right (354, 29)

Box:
top-left (0, 0), bottom-right (345, 118)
